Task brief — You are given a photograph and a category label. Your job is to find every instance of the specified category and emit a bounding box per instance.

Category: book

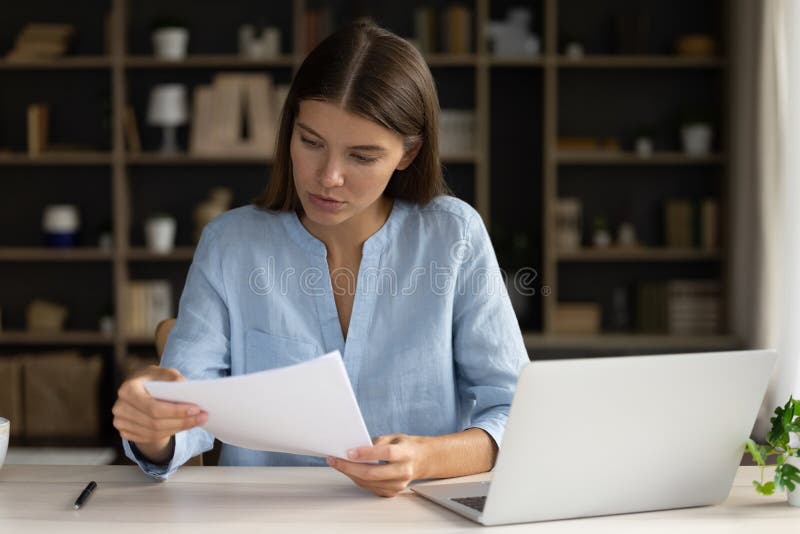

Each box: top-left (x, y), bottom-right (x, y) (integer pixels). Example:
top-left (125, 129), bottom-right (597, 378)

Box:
top-left (125, 280), bottom-right (173, 337)
top-left (414, 6), bottom-right (438, 53)
top-left (190, 85), bottom-right (215, 154)
top-left (701, 199), bottom-right (719, 250)
top-left (191, 73), bottom-right (277, 157)
top-left (26, 103), bottom-right (49, 156)
top-left (123, 106), bottom-right (141, 153)
top-left (444, 4), bottom-right (472, 54)
top-left (664, 199), bottom-right (693, 248)
top-left (553, 303), bottom-right (601, 335)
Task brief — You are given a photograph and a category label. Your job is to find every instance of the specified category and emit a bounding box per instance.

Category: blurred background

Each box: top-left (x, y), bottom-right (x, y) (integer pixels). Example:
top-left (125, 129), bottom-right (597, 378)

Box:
top-left (0, 0), bottom-right (797, 467)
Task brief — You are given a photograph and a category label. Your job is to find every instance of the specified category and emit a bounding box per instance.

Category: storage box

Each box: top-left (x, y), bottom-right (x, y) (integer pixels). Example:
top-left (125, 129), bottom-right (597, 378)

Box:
top-left (23, 352), bottom-right (103, 438)
top-left (553, 303), bottom-right (602, 335)
top-left (0, 356), bottom-right (24, 437)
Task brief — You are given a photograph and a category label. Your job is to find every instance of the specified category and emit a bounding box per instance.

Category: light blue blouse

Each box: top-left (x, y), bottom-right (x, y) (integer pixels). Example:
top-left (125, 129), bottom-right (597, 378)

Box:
top-left (123, 195), bottom-right (529, 478)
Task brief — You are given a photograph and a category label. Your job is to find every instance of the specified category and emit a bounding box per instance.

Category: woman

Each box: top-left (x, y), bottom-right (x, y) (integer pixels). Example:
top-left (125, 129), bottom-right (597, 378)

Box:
top-left (113, 21), bottom-right (528, 498)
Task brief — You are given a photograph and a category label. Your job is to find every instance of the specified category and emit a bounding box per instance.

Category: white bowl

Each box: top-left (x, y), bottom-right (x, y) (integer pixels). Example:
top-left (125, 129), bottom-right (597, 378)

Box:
top-left (0, 417), bottom-right (9, 469)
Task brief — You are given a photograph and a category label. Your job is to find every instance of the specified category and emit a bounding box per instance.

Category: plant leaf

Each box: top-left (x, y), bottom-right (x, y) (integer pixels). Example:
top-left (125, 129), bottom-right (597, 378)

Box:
top-left (768, 404), bottom-right (790, 450)
top-left (745, 439), bottom-right (767, 466)
top-left (775, 463), bottom-right (800, 493)
top-left (753, 480), bottom-right (776, 495)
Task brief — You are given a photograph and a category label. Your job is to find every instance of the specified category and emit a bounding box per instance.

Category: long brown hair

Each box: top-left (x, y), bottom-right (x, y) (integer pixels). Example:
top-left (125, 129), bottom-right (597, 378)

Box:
top-left (253, 21), bottom-right (448, 211)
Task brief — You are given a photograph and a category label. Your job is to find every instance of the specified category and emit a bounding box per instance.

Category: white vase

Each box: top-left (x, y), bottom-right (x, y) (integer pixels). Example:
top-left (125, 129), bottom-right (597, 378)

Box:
top-left (788, 455), bottom-right (800, 507)
top-left (145, 216), bottom-right (177, 254)
top-left (152, 28), bottom-right (189, 60)
top-left (681, 123), bottom-right (713, 156)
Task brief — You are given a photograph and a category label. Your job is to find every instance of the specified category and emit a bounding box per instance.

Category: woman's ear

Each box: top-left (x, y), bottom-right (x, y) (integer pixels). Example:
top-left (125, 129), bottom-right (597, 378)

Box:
top-left (396, 140), bottom-right (422, 170)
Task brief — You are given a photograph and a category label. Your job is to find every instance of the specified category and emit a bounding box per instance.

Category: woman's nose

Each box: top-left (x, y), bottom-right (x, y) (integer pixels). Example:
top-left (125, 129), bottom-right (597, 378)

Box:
top-left (318, 156), bottom-right (344, 187)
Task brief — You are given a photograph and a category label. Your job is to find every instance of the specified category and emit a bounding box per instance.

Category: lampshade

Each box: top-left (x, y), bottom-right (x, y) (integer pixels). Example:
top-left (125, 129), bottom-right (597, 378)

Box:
top-left (147, 84), bottom-right (188, 126)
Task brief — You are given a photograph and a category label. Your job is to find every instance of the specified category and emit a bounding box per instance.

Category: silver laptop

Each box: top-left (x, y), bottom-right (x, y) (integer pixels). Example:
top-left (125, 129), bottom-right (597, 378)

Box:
top-left (412, 349), bottom-right (777, 526)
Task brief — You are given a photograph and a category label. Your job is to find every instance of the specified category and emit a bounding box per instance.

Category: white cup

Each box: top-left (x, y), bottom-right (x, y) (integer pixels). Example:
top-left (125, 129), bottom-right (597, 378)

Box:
top-left (145, 216), bottom-right (177, 254)
top-left (0, 418), bottom-right (9, 469)
top-left (681, 123), bottom-right (713, 156)
top-left (152, 28), bottom-right (190, 60)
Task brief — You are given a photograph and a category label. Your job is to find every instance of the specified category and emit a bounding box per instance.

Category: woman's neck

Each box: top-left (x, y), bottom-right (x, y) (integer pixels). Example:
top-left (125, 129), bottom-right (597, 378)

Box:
top-left (300, 196), bottom-right (394, 258)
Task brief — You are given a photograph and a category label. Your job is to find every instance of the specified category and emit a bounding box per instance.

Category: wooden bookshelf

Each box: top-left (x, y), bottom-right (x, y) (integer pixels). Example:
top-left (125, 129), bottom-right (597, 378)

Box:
top-left (0, 331), bottom-right (114, 346)
top-left (0, 0), bottom-right (735, 446)
top-left (124, 55), bottom-right (296, 69)
top-left (127, 247), bottom-right (195, 262)
top-left (554, 55), bottom-right (727, 69)
top-left (0, 56), bottom-right (112, 70)
top-left (556, 151), bottom-right (725, 166)
top-left (523, 332), bottom-right (740, 352)
top-left (125, 153), bottom-right (274, 166)
top-left (556, 248), bottom-right (722, 262)
top-left (0, 248), bottom-right (112, 262)
top-left (0, 152), bottom-right (113, 166)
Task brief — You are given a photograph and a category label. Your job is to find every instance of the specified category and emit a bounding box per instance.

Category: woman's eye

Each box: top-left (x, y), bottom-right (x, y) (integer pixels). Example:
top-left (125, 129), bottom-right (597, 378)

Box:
top-left (301, 136), bottom-right (320, 148)
top-left (351, 154), bottom-right (378, 164)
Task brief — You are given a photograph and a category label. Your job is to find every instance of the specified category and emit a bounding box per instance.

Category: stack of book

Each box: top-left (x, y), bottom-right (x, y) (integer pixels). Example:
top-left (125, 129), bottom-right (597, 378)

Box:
top-left (125, 280), bottom-right (173, 337)
top-left (664, 198), bottom-right (719, 250)
top-left (666, 280), bottom-right (721, 336)
top-left (414, 4), bottom-right (472, 54)
top-left (190, 73), bottom-right (286, 157)
top-left (637, 279), bottom-right (721, 335)
top-left (6, 23), bottom-right (75, 62)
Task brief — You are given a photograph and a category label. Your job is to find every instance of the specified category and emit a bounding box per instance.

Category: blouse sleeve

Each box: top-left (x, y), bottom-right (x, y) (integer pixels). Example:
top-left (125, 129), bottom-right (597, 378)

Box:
top-left (122, 223), bottom-right (231, 479)
top-left (451, 212), bottom-right (529, 448)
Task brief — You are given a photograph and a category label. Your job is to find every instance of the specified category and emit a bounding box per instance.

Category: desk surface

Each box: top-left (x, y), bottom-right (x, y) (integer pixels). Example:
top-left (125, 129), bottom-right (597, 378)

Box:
top-left (0, 465), bottom-right (795, 533)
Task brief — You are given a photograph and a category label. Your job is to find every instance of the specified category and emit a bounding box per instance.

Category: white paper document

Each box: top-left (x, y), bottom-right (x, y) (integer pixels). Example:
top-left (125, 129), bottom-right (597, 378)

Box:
top-left (144, 351), bottom-right (373, 460)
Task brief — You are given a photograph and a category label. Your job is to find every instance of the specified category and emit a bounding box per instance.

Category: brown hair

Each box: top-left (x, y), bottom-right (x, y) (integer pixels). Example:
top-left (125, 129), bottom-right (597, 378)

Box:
top-left (254, 21), bottom-right (448, 211)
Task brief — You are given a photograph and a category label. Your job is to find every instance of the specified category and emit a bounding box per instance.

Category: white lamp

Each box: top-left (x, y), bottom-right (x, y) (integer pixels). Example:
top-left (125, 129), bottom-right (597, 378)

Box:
top-left (147, 84), bottom-right (188, 153)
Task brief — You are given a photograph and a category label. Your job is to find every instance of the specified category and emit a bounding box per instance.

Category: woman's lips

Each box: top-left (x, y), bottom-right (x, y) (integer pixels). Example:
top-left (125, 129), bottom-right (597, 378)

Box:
top-left (309, 193), bottom-right (346, 212)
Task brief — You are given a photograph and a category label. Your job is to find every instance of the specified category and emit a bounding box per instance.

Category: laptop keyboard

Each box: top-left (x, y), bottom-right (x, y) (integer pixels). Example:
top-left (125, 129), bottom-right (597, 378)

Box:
top-left (452, 496), bottom-right (486, 512)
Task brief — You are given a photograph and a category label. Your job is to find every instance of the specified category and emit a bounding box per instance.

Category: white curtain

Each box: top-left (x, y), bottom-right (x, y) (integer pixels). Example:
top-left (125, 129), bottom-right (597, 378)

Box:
top-left (731, 0), bottom-right (800, 439)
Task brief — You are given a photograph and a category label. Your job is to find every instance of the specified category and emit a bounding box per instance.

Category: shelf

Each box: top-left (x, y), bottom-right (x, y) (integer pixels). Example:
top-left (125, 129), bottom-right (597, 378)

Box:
top-left (557, 248), bottom-right (721, 262)
top-left (489, 56), bottom-right (545, 68)
top-left (127, 247), bottom-right (195, 261)
top-left (126, 153), bottom-right (273, 165)
top-left (523, 332), bottom-right (740, 351)
top-left (556, 151), bottom-right (725, 165)
top-left (555, 55), bottom-right (727, 69)
top-left (0, 56), bottom-right (112, 70)
top-left (125, 54), bottom-right (296, 69)
top-left (125, 335), bottom-right (156, 345)
top-left (0, 248), bottom-right (113, 262)
top-left (0, 331), bottom-right (114, 346)
top-left (424, 54), bottom-right (479, 67)
top-left (441, 152), bottom-right (479, 164)
top-left (0, 152), bottom-right (113, 166)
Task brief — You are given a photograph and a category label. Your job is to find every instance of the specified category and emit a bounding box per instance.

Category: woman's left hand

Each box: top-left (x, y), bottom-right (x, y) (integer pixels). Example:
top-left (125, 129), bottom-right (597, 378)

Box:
top-left (327, 434), bottom-right (429, 497)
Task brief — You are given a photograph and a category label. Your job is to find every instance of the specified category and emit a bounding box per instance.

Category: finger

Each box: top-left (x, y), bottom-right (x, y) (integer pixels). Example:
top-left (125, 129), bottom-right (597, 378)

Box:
top-left (347, 442), bottom-right (405, 463)
top-left (118, 381), bottom-right (200, 418)
top-left (113, 401), bottom-right (206, 433)
top-left (328, 456), bottom-right (414, 482)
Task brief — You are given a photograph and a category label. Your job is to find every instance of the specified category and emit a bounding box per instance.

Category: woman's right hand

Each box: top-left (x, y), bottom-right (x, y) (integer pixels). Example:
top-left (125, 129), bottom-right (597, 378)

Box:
top-left (112, 365), bottom-right (207, 464)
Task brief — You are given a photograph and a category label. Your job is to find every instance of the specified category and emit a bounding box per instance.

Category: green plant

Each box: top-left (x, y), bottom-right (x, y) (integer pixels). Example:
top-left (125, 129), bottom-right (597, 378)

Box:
top-left (745, 396), bottom-right (800, 496)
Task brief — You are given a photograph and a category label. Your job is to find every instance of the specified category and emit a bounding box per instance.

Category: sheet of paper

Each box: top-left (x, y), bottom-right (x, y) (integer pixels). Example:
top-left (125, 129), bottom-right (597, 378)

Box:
top-left (144, 351), bottom-right (373, 460)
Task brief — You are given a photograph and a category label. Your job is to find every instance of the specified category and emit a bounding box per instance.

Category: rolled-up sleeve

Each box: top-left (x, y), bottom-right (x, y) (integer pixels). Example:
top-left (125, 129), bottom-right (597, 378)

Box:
top-left (123, 223), bottom-right (231, 479)
top-left (452, 213), bottom-right (529, 448)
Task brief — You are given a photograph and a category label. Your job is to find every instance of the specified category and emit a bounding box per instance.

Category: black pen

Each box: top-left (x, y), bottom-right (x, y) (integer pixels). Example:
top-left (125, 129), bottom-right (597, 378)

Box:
top-left (72, 481), bottom-right (97, 510)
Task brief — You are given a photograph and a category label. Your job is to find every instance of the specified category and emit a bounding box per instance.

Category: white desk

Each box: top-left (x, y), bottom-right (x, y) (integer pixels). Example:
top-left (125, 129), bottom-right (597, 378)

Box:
top-left (0, 465), bottom-right (795, 533)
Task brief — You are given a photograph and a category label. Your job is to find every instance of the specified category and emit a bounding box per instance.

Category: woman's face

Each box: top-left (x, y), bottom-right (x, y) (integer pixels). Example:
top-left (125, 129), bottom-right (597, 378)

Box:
top-left (290, 99), bottom-right (418, 228)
